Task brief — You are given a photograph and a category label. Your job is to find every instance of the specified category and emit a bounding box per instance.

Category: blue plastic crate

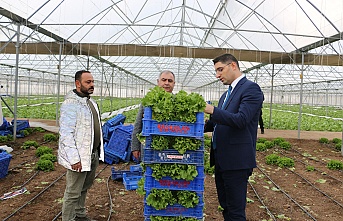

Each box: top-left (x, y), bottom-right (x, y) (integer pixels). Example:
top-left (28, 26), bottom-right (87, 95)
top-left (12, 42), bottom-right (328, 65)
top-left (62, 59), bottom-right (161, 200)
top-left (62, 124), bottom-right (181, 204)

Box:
top-left (106, 125), bottom-right (133, 161)
top-left (130, 164), bottom-right (143, 172)
top-left (102, 124), bottom-right (111, 142)
top-left (142, 149), bottom-right (204, 165)
top-left (10, 120), bottom-right (30, 132)
top-left (0, 150), bottom-right (12, 179)
top-left (123, 173), bottom-right (142, 190)
top-left (111, 168), bottom-right (130, 180)
top-left (103, 124), bottom-right (123, 142)
top-left (144, 191), bottom-right (204, 219)
top-left (144, 166), bottom-right (205, 191)
top-left (102, 114), bottom-right (126, 141)
top-left (0, 130), bottom-right (12, 136)
top-left (142, 107), bottom-right (204, 138)
top-left (106, 114), bottom-right (126, 127)
top-left (145, 136), bottom-right (204, 152)
top-left (111, 166), bottom-right (142, 180)
top-left (0, 117), bottom-right (9, 130)
top-left (144, 217), bottom-right (203, 221)
top-left (104, 151), bottom-right (120, 165)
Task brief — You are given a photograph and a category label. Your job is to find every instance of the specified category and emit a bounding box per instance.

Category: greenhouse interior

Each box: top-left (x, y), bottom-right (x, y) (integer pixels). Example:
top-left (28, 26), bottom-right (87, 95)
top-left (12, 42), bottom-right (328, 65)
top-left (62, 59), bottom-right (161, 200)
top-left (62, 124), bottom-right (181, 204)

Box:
top-left (1, 1), bottom-right (343, 221)
top-left (0, 1), bottom-right (342, 136)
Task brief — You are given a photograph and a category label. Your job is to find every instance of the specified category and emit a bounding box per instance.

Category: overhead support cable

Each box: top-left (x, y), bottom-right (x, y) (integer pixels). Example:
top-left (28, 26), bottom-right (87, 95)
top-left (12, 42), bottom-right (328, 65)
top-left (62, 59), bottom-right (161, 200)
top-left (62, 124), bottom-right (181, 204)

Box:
top-left (0, 6), bottom-right (150, 85)
top-left (182, 0), bottom-right (228, 86)
top-left (295, 0), bottom-right (341, 56)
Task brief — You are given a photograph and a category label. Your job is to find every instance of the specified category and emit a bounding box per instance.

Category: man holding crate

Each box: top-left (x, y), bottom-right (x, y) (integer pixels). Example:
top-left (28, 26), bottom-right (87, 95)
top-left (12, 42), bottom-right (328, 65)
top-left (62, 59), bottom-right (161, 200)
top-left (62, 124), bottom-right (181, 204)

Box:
top-left (131, 70), bottom-right (175, 161)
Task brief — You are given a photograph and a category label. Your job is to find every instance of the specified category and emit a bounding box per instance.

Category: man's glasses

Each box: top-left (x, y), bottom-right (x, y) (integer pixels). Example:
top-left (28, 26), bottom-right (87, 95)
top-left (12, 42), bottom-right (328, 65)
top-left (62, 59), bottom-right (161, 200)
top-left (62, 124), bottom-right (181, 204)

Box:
top-left (215, 62), bottom-right (232, 73)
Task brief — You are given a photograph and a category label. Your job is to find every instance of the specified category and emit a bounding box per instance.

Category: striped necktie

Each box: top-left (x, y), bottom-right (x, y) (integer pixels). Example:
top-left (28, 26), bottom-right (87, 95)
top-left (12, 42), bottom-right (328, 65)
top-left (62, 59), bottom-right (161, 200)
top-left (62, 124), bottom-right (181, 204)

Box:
top-left (221, 85), bottom-right (232, 109)
top-left (213, 85), bottom-right (232, 150)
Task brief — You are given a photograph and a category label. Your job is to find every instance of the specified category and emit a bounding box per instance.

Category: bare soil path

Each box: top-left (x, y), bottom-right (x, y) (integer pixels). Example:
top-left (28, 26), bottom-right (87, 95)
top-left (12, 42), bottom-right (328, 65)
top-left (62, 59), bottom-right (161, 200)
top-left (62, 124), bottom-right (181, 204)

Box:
top-left (0, 119), bottom-right (342, 221)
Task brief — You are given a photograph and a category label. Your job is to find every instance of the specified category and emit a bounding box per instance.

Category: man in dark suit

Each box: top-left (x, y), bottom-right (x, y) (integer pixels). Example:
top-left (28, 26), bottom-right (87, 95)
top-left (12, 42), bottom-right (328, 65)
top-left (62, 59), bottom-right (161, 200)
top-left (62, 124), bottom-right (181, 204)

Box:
top-left (204, 54), bottom-right (263, 221)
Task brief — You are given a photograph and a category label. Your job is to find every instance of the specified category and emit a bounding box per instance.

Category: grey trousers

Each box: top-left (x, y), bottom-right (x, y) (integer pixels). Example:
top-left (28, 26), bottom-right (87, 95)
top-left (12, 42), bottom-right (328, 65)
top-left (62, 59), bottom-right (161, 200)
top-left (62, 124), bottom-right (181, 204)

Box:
top-left (62, 152), bottom-right (99, 221)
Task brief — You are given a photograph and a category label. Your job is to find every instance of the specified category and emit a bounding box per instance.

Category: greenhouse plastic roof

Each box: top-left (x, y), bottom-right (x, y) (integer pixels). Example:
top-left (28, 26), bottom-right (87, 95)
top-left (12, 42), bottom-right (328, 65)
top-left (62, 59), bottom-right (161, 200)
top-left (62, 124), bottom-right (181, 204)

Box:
top-left (0, 0), bottom-right (342, 91)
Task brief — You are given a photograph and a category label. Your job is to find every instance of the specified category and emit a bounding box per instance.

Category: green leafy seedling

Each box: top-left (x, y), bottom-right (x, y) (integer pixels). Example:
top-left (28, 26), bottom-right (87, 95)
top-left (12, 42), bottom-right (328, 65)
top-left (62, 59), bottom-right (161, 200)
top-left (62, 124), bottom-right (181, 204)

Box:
top-left (36, 146), bottom-right (53, 157)
top-left (319, 137), bottom-right (329, 144)
top-left (327, 160), bottom-right (343, 170)
top-left (306, 165), bottom-right (314, 171)
top-left (43, 133), bottom-right (58, 142)
top-left (22, 140), bottom-right (39, 150)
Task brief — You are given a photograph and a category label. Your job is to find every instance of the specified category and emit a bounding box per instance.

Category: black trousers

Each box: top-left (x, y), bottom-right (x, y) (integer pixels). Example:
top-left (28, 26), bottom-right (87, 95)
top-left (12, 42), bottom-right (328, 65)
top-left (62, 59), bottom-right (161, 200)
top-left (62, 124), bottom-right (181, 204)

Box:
top-left (215, 164), bottom-right (253, 221)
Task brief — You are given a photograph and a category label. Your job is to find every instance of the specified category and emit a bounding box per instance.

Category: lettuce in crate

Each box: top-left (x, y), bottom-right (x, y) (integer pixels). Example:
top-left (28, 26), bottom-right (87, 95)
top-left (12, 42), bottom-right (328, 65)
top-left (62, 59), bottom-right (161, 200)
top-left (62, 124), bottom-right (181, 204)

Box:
top-left (141, 86), bottom-right (206, 123)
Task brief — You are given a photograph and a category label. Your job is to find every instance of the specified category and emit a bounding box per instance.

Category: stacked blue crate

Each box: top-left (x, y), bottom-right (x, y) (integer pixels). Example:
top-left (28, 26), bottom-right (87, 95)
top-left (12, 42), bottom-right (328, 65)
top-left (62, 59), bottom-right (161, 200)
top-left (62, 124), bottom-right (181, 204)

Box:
top-left (104, 124), bottom-right (134, 164)
top-left (0, 117), bottom-right (9, 130)
top-left (141, 107), bottom-right (205, 221)
top-left (143, 136), bottom-right (204, 165)
top-left (102, 114), bottom-right (126, 164)
top-left (142, 107), bottom-right (204, 138)
top-left (102, 114), bottom-right (126, 142)
top-left (10, 120), bottom-right (30, 137)
top-left (0, 118), bottom-right (11, 136)
top-left (10, 119), bottom-right (30, 131)
top-left (111, 165), bottom-right (143, 180)
top-left (0, 149), bottom-right (12, 179)
top-left (111, 165), bottom-right (143, 190)
top-left (0, 118), bottom-right (29, 137)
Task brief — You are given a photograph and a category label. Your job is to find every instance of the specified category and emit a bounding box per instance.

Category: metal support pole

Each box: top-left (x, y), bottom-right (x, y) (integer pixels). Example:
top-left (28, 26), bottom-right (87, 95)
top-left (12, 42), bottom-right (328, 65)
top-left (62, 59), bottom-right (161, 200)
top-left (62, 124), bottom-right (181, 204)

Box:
top-left (42, 73), bottom-right (45, 96)
top-left (268, 64), bottom-right (274, 129)
top-left (13, 24), bottom-right (21, 141)
top-left (297, 53), bottom-right (305, 139)
top-left (326, 83), bottom-right (329, 116)
top-left (6, 79), bottom-right (9, 95)
top-left (100, 62), bottom-right (104, 114)
top-left (28, 70), bottom-right (31, 104)
top-left (111, 67), bottom-right (114, 111)
top-left (56, 42), bottom-right (63, 126)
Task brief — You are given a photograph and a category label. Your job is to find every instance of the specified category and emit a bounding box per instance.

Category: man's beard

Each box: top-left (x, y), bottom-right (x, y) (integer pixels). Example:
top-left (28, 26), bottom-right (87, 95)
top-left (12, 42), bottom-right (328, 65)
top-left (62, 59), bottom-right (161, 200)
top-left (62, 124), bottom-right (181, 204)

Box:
top-left (80, 85), bottom-right (94, 95)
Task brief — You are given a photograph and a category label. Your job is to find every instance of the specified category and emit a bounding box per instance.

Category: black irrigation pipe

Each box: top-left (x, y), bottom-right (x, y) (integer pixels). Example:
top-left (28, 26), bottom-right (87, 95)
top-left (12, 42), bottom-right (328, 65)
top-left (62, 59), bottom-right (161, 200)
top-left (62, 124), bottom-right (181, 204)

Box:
top-left (290, 147), bottom-right (343, 174)
top-left (277, 149), bottom-right (343, 184)
top-left (259, 147), bottom-right (343, 219)
top-left (285, 167), bottom-right (343, 209)
top-left (248, 182), bottom-right (276, 221)
top-left (103, 162), bottom-right (132, 221)
top-left (106, 175), bottom-right (114, 221)
top-left (8, 156), bottom-right (37, 172)
top-left (52, 163), bottom-right (110, 221)
top-left (256, 165), bottom-right (317, 220)
top-left (2, 172), bottom-right (66, 221)
top-left (20, 171), bottom-right (40, 188)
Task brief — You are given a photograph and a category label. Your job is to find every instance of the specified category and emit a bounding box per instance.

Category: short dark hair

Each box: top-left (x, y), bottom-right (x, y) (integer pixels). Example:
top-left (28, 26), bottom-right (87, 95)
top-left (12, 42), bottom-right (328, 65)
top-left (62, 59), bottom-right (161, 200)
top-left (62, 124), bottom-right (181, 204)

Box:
top-left (75, 70), bottom-right (90, 82)
top-left (213, 54), bottom-right (240, 69)
top-left (159, 70), bottom-right (175, 80)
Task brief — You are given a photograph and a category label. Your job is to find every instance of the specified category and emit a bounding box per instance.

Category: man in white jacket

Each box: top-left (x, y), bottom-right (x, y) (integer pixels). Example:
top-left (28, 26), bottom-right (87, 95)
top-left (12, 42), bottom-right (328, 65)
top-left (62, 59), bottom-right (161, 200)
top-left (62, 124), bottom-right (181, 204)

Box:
top-left (58, 70), bottom-right (104, 221)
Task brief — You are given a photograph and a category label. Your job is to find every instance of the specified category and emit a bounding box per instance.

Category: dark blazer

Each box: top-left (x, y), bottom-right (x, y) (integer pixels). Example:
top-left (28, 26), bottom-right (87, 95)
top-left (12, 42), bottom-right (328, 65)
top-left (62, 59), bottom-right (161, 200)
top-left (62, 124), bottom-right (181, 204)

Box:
top-left (205, 77), bottom-right (263, 170)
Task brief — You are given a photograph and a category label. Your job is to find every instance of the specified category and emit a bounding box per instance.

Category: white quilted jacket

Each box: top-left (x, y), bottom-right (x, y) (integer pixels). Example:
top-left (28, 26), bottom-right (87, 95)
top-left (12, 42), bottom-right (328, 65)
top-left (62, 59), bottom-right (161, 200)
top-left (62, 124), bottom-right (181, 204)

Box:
top-left (58, 90), bottom-right (104, 171)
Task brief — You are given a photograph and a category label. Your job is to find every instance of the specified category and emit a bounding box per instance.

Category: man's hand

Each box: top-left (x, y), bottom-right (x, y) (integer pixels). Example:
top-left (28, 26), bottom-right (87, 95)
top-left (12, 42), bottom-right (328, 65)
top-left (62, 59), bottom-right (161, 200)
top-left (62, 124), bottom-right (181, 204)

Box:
top-left (71, 162), bottom-right (82, 172)
top-left (132, 151), bottom-right (140, 160)
top-left (204, 103), bottom-right (214, 114)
